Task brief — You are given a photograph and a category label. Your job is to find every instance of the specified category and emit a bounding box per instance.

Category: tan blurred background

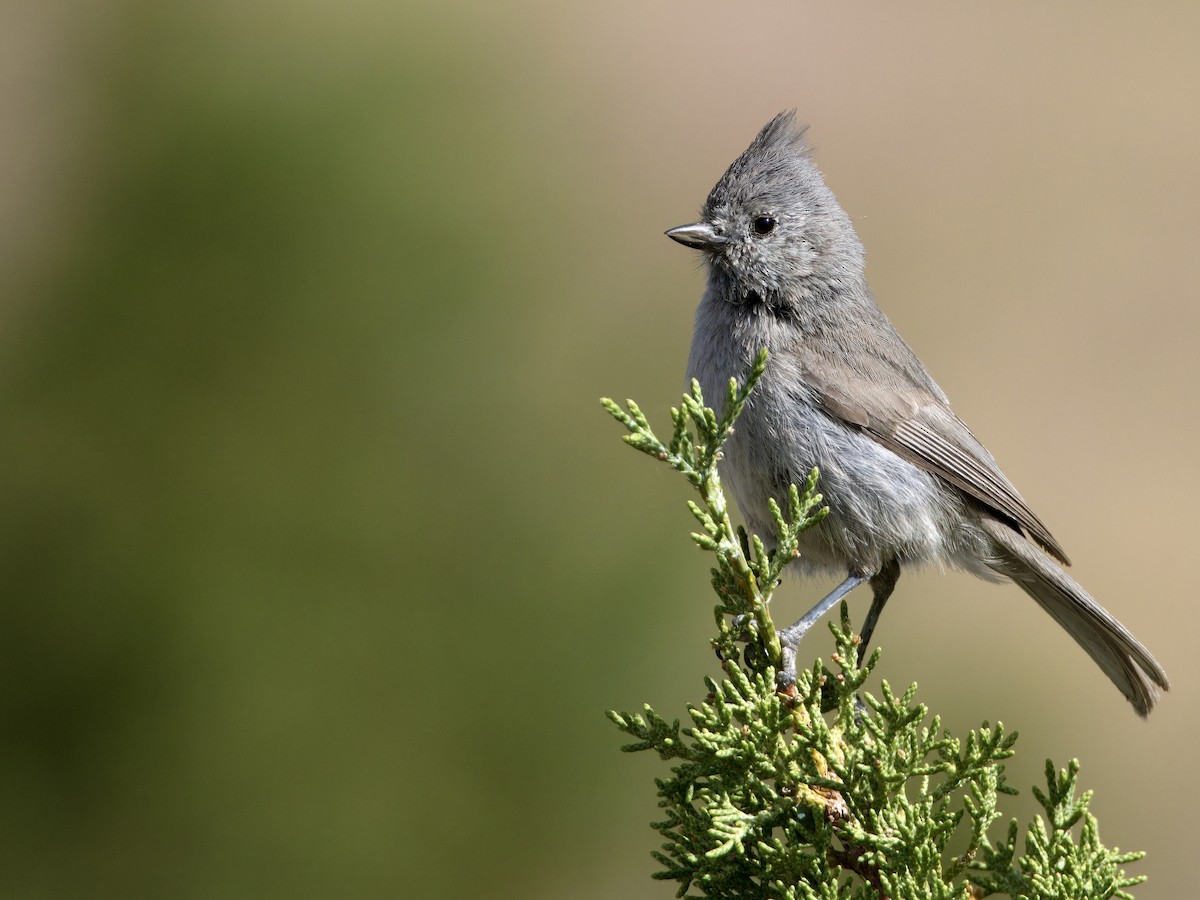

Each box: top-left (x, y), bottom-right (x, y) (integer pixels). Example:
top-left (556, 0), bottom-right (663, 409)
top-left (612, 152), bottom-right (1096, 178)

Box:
top-left (0, 2), bottom-right (1195, 897)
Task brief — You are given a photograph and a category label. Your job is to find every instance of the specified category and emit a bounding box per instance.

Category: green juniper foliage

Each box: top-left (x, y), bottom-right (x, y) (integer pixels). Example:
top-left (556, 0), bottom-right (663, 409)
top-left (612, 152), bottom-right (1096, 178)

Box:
top-left (601, 350), bottom-right (1145, 899)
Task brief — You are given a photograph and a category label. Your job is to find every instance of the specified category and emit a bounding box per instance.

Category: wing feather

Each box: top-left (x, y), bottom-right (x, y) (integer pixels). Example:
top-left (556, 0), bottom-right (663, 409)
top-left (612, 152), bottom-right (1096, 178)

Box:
top-left (801, 352), bottom-right (1070, 565)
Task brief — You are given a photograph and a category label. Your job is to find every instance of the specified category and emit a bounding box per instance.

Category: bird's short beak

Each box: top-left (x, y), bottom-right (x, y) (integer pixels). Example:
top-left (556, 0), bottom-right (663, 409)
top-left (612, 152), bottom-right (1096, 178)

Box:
top-left (665, 222), bottom-right (726, 251)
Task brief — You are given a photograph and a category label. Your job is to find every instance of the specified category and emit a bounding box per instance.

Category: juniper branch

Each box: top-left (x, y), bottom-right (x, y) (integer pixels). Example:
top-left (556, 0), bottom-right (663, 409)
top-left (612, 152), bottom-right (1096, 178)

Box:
top-left (601, 352), bottom-right (1147, 899)
top-left (602, 348), bottom-right (828, 670)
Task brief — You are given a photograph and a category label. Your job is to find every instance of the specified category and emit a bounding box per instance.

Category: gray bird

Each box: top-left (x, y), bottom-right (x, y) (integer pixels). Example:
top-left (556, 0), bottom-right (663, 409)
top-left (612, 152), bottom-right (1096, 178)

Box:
top-left (668, 111), bottom-right (1168, 716)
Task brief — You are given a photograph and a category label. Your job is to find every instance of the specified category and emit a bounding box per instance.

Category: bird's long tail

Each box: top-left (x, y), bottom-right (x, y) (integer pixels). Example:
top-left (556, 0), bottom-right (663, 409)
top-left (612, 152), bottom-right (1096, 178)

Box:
top-left (980, 518), bottom-right (1169, 716)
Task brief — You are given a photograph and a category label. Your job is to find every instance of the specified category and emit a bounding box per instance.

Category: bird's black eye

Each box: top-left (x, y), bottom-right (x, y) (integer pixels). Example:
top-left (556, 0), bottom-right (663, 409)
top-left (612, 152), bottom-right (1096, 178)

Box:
top-left (752, 216), bottom-right (776, 235)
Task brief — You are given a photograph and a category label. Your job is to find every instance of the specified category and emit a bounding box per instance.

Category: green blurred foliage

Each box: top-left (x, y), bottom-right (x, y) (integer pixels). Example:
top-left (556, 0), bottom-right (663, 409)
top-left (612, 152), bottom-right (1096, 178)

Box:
top-left (0, 5), bottom-right (677, 897)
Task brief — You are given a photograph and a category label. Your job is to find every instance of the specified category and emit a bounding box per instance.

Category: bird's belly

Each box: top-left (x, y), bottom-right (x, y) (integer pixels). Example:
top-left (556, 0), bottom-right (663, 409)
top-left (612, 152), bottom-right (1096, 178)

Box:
top-left (722, 400), bottom-right (962, 575)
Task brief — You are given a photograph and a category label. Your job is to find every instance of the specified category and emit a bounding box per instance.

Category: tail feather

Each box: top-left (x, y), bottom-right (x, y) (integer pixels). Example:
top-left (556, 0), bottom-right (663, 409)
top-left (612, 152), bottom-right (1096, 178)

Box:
top-left (980, 518), bottom-right (1169, 717)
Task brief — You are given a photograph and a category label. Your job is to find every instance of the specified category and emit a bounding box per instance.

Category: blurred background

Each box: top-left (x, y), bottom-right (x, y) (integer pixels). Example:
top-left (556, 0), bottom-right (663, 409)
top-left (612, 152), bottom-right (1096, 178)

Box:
top-left (0, 2), bottom-right (1196, 897)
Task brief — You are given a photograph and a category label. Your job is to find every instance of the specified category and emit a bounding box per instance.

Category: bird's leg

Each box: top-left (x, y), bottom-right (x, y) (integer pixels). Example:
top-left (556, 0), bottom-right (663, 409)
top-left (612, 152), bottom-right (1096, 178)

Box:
top-left (776, 573), bottom-right (869, 687)
top-left (858, 559), bottom-right (901, 663)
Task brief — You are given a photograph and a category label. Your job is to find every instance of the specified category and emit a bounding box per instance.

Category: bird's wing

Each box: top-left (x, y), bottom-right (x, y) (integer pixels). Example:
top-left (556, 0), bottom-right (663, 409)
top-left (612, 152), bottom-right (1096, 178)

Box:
top-left (803, 358), bottom-right (1071, 565)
